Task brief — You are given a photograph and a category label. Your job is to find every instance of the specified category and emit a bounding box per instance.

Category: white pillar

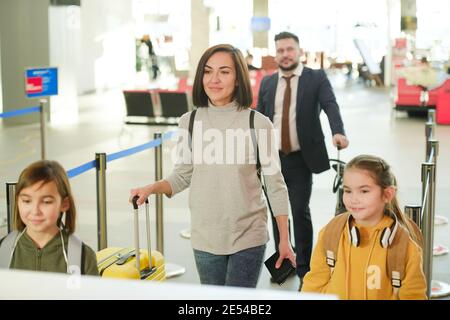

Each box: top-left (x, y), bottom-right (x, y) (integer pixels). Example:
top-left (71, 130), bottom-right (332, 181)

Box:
top-left (401, 0), bottom-right (417, 50)
top-left (385, 0), bottom-right (402, 87)
top-left (49, 5), bottom-right (81, 125)
top-left (253, 0), bottom-right (269, 49)
top-left (189, 0), bottom-right (210, 81)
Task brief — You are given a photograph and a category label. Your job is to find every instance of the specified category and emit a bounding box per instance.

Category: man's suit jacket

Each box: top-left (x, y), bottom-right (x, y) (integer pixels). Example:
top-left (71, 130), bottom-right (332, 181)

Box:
top-left (257, 67), bottom-right (345, 174)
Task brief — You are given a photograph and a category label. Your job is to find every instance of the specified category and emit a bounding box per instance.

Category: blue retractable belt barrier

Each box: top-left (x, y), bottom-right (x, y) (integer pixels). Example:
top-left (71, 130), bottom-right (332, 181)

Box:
top-left (107, 139), bottom-right (161, 162)
top-left (106, 131), bottom-right (175, 162)
top-left (67, 131), bottom-right (176, 178)
top-left (67, 160), bottom-right (96, 179)
top-left (0, 106), bottom-right (40, 118)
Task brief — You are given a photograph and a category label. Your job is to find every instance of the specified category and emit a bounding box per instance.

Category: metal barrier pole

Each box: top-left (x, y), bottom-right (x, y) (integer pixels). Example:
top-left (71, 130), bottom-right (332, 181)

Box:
top-left (404, 205), bottom-right (422, 230)
top-left (154, 132), bottom-right (185, 278)
top-left (421, 162), bottom-right (435, 298)
top-left (425, 140), bottom-right (447, 250)
top-left (6, 183), bottom-right (17, 233)
top-left (96, 153), bottom-right (108, 250)
top-left (427, 124), bottom-right (447, 230)
top-left (421, 161), bottom-right (450, 299)
top-left (428, 109), bottom-right (436, 124)
top-left (420, 113), bottom-right (449, 298)
top-left (154, 133), bottom-right (164, 253)
top-left (39, 99), bottom-right (47, 160)
top-left (425, 122), bottom-right (434, 153)
top-left (426, 139), bottom-right (438, 163)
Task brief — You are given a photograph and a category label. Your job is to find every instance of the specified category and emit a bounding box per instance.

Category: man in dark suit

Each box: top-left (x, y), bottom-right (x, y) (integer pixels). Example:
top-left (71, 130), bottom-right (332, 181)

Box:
top-left (257, 31), bottom-right (349, 284)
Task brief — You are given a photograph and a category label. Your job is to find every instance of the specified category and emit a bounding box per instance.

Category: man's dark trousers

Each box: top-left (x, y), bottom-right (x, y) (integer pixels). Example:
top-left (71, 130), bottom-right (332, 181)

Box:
top-left (271, 150), bottom-right (312, 278)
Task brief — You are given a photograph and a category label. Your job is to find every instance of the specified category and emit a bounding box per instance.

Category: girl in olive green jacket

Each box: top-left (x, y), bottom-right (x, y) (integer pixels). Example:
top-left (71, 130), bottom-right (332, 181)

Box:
top-left (0, 160), bottom-right (98, 276)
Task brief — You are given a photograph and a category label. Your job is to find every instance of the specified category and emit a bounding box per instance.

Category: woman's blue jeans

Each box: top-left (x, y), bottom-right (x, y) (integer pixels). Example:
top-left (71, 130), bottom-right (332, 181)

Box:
top-left (193, 244), bottom-right (266, 288)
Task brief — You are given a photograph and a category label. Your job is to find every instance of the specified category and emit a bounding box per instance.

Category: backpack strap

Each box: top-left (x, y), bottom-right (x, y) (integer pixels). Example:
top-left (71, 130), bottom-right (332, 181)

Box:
top-left (189, 109), bottom-right (259, 170)
top-left (0, 230), bottom-right (83, 274)
top-left (249, 110), bottom-right (275, 217)
top-left (322, 212), bottom-right (350, 272)
top-left (249, 110), bottom-right (261, 175)
top-left (188, 109), bottom-right (197, 151)
top-left (67, 233), bottom-right (83, 275)
top-left (405, 217), bottom-right (424, 249)
top-left (387, 224), bottom-right (410, 298)
top-left (322, 212), bottom-right (416, 297)
top-left (0, 231), bottom-right (19, 269)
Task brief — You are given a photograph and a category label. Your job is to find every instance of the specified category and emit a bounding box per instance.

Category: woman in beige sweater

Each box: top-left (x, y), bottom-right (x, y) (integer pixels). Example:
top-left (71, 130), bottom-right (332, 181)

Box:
top-left (130, 44), bottom-right (295, 288)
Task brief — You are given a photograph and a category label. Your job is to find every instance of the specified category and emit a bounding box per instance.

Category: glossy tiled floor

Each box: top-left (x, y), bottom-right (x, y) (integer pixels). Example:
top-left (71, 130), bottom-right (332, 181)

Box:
top-left (1, 73), bottom-right (449, 297)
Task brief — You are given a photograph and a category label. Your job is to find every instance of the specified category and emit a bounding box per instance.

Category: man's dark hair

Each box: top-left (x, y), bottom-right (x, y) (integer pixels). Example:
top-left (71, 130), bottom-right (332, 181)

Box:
top-left (274, 31), bottom-right (299, 44)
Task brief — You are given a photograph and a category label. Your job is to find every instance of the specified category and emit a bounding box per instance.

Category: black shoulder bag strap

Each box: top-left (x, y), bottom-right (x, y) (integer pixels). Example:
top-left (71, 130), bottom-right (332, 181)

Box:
top-left (249, 110), bottom-right (274, 216)
top-left (188, 109), bottom-right (197, 151)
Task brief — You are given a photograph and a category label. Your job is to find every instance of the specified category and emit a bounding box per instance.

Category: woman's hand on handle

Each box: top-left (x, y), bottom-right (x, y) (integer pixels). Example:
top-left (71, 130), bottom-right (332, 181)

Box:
top-left (130, 180), bottom-right (173, 206)
top-left (129, 184), bottom-right (153, 206)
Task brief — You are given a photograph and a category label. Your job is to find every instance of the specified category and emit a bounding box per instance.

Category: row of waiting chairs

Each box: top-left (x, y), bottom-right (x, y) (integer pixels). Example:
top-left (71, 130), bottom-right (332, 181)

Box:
top-left (123, 90), bottom-right (191, 125)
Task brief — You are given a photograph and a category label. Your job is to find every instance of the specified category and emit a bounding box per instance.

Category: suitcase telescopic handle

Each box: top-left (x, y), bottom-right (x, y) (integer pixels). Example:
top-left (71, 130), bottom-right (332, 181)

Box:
top-left (132, 196), bottom-right (148, 209)
top-left (131, 196), bottom-right (152, 272)
top-left (336, 143), bottom-right (341, 176)
top-left (132, 196), bottom-right (141, 271)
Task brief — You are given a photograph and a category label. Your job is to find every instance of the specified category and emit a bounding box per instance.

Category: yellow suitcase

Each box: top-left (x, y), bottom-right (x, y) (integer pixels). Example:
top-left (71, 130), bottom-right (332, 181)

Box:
top-left (96, 197), bottom-right (166, 281)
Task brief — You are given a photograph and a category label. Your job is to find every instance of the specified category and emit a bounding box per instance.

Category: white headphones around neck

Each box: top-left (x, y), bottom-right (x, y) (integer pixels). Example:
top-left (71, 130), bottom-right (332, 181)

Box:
top-left (347, 212), bottom-right (399, 248)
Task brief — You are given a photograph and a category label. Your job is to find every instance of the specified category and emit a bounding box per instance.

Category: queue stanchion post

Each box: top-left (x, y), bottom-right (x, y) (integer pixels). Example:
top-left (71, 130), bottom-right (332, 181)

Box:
top-left (426, 140), bottom-right (447, 228)
top-left (421, 163), bottom-right (435, 298)
top-left (421, 118), bottom-right (450, 298)
top-left (404, 205), bottom-right (422, 230)
top-left (6, 182), bottom-right (17, 233)
top-left (428, 109), bottom-right (436, 125)
top-left (155, 133), bottom-right (164, 253)
top-left (96, 153), bottom-right (108, 251)
top-left (154, 132), bottom-right (185, 278)
top-left (426, 139), bottom-right (438, 164)
top-left (403, 205), bottom-right (448, 257)
top-left (420, 162), bottom-right (450, 298)
top-left (425, 140), bottom-right (447, 254)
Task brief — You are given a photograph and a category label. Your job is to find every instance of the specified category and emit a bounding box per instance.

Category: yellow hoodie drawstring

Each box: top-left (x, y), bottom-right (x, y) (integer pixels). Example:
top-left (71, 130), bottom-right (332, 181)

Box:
top-left (346, 227), bottom-right (379, 300)
top-left (363, 230), bottom-right (379, 300)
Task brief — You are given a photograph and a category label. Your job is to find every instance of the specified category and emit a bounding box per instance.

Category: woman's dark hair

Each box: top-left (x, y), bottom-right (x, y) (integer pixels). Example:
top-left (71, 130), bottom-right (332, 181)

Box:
top-left (14, 160), bottom-right (77, 234)
top-left (192, 44), bottom-right (252, 109)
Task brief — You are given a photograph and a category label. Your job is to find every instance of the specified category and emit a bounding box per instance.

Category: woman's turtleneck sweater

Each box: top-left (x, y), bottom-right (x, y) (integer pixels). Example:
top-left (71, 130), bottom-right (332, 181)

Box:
top-left (165, 101), bottom-right (289, 254)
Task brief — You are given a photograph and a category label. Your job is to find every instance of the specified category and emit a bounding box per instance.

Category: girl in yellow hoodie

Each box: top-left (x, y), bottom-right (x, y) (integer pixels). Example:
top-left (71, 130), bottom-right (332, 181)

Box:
top-left (302, 155), bottom-right (427, 299)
